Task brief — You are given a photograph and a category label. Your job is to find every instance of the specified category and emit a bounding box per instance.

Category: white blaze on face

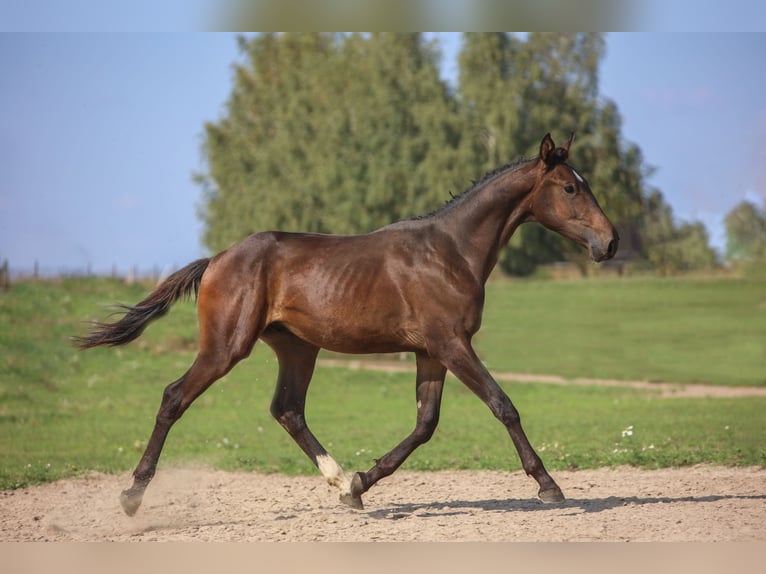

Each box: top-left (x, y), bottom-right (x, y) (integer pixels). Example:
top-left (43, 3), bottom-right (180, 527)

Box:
top-left (316, 453), bottom-right (352, 494)
top-left (571, 168), bottom-right (585, 184)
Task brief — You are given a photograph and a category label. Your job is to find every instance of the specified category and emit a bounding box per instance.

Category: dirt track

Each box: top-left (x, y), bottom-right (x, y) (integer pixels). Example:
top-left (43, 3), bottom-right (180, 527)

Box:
top-left (2, 465), bottom-right (764, 542)
top-left (4, 361), bottom-right (764, 543)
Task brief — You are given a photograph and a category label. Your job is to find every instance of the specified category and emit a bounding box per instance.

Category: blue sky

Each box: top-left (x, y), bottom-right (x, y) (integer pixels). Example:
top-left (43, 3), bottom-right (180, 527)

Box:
top-left (2, 32), bottom-right (766, 275)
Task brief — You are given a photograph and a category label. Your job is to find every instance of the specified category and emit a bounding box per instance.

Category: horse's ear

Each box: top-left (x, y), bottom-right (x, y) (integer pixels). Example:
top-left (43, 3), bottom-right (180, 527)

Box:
top-left (562, 132), bottom-right (575, 154)
top-left (539, 133), bottom-right (556, 166)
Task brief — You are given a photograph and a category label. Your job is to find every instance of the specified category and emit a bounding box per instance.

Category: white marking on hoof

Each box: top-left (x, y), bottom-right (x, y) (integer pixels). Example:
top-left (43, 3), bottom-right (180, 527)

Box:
top-left (316, 454), bottom-right (352, 496)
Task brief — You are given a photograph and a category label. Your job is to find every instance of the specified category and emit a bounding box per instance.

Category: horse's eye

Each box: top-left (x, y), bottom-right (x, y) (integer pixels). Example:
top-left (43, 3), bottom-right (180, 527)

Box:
top-left (564, 184), bottom-right (576, 195)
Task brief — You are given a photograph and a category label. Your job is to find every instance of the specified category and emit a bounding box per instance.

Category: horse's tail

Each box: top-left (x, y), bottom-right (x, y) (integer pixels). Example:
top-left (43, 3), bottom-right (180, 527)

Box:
top-left (74, 258), bottom-right (211, 350)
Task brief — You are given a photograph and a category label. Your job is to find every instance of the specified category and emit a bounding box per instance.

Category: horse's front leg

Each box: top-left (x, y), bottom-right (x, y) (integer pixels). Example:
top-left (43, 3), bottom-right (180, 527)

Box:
top-left (439, 339), bottom-right (565, 504)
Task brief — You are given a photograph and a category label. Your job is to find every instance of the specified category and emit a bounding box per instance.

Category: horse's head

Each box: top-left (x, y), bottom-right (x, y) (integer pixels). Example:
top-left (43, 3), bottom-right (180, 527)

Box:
top-left (527, 133), bottom-right (619, 262)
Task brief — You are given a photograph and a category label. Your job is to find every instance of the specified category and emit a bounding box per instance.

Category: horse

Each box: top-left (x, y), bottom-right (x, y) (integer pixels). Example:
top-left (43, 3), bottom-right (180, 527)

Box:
top-left (75, 133), bottom-right (619, 516)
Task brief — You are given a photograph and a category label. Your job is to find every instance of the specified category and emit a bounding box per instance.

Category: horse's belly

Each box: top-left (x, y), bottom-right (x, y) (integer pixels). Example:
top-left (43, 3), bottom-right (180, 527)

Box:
top-left (272, 307), bottom-right (424, 355)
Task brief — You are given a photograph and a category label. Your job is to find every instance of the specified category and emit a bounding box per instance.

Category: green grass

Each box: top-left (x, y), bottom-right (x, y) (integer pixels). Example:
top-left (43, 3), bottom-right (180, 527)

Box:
top-left (480, 276), bottom-right (766, 386)
top-left (1, 276), bottom-right (765, 489)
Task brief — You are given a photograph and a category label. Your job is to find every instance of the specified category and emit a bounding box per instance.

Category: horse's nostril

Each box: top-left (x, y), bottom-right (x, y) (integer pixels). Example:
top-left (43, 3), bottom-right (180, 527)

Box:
top-left (607, 238), bottom-right (617, 258)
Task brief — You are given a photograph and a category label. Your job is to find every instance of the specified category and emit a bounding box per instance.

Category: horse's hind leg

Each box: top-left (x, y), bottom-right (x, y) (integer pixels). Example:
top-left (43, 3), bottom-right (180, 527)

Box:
top-left (264, 330), bottom-right (358, 506)
top-left (119, 355), bottom-right (236, 515)
top-left (120, 270), bottom-right (264, 516)
top-left (346, 355), bottom-right (446, 508)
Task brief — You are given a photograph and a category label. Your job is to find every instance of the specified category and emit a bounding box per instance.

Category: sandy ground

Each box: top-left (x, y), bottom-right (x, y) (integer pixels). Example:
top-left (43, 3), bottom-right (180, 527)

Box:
top-left (2, 465), bottom-right (764, 542)
top-left (4, 361), bottom-right (764, 543)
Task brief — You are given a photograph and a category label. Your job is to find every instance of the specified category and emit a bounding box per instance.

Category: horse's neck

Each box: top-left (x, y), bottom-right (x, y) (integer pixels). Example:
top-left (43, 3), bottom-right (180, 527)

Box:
top-left (441, 166), bottom-right (535, 282)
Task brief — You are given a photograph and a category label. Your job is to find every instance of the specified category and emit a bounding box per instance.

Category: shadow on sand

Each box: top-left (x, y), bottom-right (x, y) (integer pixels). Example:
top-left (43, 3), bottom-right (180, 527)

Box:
top-left (366, 493), bottom-right (766, 520)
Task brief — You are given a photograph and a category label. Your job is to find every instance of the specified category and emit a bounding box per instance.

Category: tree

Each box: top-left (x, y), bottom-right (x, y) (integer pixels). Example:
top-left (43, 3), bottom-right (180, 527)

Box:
top-left (457, 33), bottom-right (524, 170)
top-left (641, 192), bottom-right (717, 275)
top-left (675, 221), bottom-right (718, 271)
top-left (724, 200), bottom-right (766, 264)
top-left (197, 33), bottom-right (339, 250)
top-left (197, 33), bottom-right (467, 253)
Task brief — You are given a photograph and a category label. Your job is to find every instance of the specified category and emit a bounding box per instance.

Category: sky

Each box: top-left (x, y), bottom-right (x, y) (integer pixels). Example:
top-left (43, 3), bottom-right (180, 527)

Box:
top-left (2, 30), bottom-right (766, 275)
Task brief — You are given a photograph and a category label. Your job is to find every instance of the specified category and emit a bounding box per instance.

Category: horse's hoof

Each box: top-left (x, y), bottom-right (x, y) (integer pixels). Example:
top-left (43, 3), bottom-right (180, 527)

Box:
top-left (339, 491), bottom-right (364, 510)
top-left (120, 488), bottom-right (143, 516)
top-left (538, 486), bottom-right (566, 504)
top-left (339, 472), bottom-right (365, 510)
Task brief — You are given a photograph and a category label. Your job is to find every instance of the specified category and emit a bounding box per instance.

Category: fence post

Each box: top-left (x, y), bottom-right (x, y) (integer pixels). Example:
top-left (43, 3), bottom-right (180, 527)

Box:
top-left (1, 258), bottom-right (9, 291)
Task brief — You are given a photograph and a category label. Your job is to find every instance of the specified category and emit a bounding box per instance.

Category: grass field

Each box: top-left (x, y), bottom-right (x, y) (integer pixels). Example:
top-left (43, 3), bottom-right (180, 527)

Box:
top-left (1, 276), bottom-right (764, 489)
top-left (480, 276), bottom-right (766, 386)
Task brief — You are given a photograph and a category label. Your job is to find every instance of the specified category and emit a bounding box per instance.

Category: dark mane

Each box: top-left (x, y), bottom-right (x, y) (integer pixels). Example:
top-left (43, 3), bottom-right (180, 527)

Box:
top-left (411, 156), bottom-right (535, 221)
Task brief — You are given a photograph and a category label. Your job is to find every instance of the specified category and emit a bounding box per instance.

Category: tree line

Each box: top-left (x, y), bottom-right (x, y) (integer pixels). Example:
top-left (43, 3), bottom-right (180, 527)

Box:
top-left (196, 33), bottom-right (758, 276)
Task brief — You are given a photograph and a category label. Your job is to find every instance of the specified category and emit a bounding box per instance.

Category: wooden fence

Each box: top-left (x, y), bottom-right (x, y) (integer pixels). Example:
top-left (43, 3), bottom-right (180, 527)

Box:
top-left (0, 259), bottom-right (173, 288)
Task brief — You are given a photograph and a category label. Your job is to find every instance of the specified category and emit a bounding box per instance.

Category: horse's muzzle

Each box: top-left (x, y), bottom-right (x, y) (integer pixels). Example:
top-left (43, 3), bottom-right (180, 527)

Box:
top-left (591, 229), bottom-right (619, 263)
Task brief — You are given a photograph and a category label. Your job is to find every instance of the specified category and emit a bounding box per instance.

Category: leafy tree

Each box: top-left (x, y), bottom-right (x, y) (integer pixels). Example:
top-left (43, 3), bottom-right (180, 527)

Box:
top-left (724, 200), bottom-right (766, 263)
top-left (641, 192), bottom-right (717, 275)
top-left (197, 33), bottom-right (467, 252)
top-left (675, 221), bottom-right (718, 271)
top-left (458, 33), bottom-right (524, 170)
top-left (198, 33), bottom-right (338, 250)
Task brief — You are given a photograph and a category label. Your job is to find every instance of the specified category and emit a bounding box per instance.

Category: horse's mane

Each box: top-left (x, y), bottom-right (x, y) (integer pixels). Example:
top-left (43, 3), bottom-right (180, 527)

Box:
top-left (412, 156), bottom-right (535, 221)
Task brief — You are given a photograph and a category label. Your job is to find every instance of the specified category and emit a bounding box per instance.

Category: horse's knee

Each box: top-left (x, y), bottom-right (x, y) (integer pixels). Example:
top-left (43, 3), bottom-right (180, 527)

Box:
top-left (501, 407), bottom-right (521, 427)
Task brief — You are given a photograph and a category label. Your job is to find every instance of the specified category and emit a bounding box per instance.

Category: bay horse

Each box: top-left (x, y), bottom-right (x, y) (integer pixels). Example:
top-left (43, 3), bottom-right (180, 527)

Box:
top-left (76, 133), bottom-right (618, 516)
